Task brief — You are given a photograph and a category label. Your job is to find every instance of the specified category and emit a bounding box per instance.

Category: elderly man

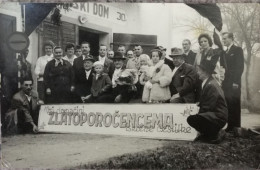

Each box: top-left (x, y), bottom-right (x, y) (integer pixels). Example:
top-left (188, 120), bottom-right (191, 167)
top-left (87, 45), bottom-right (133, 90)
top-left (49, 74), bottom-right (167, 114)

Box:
top-left (182, 39), bottom-right (196, 65)
top-left (169, 48), bottom-right (197, 103)
top-left (110, 52), bottom-right (137, 103)
top-left (74, 56), bottom-right (95, 103)
top-left (94, 44), bottom-right (114, 78)
top-left (44, 46), bottom-right (74, 103)
top-left (222, 32), bottom-right (244, 132)
top-left (5, 77), bottom-right (43, 134)
top-left (187, 60), bottom-right (228, 144)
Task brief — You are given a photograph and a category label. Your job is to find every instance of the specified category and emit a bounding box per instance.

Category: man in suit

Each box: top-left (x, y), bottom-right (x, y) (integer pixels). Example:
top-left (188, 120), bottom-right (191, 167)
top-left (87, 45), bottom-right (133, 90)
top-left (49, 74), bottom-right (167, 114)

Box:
top-left (94, 44), bottom-right (114, 78)
top-left (187, 60), bottom-right (228, 144)
top-left (74, 56), bottom-right (95, 103)
top-left (169, 48), bottom-right (197, 103)
top-left (44, 46), bottom-right (75, 104)
top-left (222, 32), bottom-right (244, 132)
top-left (73, 41), bottom-right (91, 76)
top-left (5, 77), bottom-right (43, 134)
top-left (182, 39), bottom-right (196, 65)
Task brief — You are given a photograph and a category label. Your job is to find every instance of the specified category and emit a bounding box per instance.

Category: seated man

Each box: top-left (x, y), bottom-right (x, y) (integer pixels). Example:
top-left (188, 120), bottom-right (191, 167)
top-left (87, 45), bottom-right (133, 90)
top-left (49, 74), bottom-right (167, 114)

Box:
top-left (111, 52), bottom-right (138, 103)
top-left (4, 77), bottom-right (43, 134)
top-left (169, 48), bottom-right (197, 103)
top-left (187, 60), bottom-right (228, 144)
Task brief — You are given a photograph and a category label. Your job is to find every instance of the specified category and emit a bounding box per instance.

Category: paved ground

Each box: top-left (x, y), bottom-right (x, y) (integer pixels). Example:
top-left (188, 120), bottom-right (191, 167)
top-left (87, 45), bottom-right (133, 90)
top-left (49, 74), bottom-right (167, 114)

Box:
top-left (1, 112), bottom-right (260, 169)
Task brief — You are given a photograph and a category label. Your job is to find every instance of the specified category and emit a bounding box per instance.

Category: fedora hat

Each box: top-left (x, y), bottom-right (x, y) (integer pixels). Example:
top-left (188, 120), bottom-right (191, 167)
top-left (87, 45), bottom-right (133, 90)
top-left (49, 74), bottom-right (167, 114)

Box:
top-left (111, 52), bottom-right (126, 60)
top-left (169, 47), bottom-right (184, 58)
top-left (199, 60), bottom-right (216, 74)
top-left (83, 55), bottom-right (95, 62)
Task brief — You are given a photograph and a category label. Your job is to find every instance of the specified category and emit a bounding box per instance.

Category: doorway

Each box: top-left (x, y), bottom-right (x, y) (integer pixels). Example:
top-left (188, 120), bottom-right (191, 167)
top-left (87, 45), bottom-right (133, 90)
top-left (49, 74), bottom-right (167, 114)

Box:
top-left (79, 28), bottom-right (100, 57)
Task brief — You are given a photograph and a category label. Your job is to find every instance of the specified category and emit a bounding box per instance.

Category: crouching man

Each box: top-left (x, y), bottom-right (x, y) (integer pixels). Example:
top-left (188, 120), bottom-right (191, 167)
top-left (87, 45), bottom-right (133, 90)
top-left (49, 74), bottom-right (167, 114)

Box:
top-left (4, 77), bottom-right (43, 134)
top-left (187, 60), bottom-right (228, 144)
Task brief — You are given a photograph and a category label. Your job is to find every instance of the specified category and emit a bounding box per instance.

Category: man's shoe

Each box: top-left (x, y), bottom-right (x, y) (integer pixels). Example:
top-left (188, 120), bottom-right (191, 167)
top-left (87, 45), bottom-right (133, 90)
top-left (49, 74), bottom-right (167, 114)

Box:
top-left (209, 129), bottom-right (226, 144)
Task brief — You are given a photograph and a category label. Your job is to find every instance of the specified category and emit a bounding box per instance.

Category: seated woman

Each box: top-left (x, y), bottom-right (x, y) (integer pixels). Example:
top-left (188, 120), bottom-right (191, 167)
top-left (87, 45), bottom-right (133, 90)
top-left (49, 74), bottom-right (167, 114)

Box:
top-left (187, 60), bottom-right (228, 144)
top-left (84, 61), bottom-right (112, 103)
top-left (141, 49), bottom-right (172, 103)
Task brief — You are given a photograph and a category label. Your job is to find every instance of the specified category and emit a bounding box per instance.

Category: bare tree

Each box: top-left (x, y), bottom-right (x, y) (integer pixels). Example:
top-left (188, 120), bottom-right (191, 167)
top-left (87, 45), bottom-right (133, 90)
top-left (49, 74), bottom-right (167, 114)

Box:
top-left (220, 3), bottom-right (260, 110)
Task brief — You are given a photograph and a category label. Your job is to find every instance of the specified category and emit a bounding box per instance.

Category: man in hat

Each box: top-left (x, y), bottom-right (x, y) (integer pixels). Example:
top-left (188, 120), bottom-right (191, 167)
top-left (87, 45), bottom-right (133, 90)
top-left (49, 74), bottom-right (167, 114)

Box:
top-left (169, 47), bottom-right (197, 103)
top-left (44, 46), bottom-right (74, 104)
top-left (222, 32), bottom-right (244, 132)
top-left (74, 55), bottom-right (95, 103)
top-left (182, 39), bottom-right (196, 65)
top-left (156, 46), bottom-right (174, 70)
top-left (187, 60), bottom-right (228, 144)
top-left (94, 44), bottom-right (115, 78)
top-left (110, 52), bottom-right (137, 103)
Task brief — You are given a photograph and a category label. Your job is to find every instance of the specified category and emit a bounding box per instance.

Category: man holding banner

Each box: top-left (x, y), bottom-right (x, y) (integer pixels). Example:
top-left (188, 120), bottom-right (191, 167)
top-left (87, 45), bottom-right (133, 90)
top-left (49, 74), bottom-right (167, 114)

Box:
top-left (187, 60), bottom-right (228, 144)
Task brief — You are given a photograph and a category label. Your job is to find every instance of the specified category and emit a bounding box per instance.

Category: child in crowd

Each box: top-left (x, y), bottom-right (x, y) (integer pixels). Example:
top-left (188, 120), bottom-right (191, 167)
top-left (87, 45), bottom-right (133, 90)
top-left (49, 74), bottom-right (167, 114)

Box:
top-left (84, 61), bottom-right (112, 103)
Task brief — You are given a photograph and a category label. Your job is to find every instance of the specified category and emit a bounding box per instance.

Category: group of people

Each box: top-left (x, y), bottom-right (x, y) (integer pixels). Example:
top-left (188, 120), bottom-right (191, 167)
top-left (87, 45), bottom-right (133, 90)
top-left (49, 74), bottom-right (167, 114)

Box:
top-left (5, 32), bottom-right (244, 144)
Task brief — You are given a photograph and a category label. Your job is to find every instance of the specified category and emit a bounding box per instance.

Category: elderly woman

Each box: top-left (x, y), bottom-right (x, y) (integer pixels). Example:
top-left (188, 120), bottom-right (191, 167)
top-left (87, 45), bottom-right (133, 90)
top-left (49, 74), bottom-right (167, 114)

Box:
top-left (141, 49), bottom-right (172, 103)
top-left (194, 33), bottom-right (223, 85)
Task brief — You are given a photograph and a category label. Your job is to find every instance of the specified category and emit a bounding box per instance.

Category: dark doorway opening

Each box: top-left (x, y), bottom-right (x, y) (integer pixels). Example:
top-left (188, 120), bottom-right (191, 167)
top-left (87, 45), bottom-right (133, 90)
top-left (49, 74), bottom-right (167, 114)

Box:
top-left (79, 28), bottom-right (99, 57)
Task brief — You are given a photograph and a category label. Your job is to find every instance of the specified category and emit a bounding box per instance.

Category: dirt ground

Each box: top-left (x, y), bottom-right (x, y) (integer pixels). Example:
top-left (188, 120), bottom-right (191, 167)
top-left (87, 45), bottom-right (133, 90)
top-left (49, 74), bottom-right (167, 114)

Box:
top-left (1, 112), bottom-right (260, 169)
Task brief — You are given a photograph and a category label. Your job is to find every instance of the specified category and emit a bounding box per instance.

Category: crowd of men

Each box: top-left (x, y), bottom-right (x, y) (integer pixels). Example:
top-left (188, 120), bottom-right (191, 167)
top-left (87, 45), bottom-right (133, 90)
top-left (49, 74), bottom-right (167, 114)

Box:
top-left (4, 32), bottom-right (244, 144)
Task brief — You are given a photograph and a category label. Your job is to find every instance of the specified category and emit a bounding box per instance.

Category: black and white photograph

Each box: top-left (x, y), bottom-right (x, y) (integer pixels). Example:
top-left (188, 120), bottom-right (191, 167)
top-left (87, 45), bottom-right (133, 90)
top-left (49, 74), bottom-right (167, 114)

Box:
top-left (0, 1), bottom-right (260, 169)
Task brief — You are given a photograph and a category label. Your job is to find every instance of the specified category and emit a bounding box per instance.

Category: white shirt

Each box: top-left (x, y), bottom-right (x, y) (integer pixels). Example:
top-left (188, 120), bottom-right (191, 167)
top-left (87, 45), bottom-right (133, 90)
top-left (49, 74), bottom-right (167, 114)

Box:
top-left (202, 78), bottom-right (209, 90)
top-left (85, 70), bottom-right (91, 80)
top-left (35, 54), bottom-right (54, 81)
top-left (226, 43), bottom-right (234, 53)
top-left (99, 56), bottom-right (106, 65)
top-left (171, 63), bottom-right (184, 78)
top-left (63, 55), bottom-right (77, 65)
top-left (25, 94), bottom-right (31, 102)
top-left (112, 68), bottom-right (122, 87)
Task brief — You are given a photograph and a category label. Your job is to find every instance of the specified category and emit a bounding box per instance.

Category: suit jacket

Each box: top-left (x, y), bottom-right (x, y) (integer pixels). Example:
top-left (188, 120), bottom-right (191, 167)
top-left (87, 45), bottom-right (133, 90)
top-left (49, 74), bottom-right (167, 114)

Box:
top-left (94, 56), bottom-right (115, 78)
top-left (73, 55), bottom-right (86, 81)
top-left (222, 44), bottom-right (244, 90)
top-left (8, 90), bottom-right (39, 123)
top-left (198, 76), bottom-right (228, 128)
top-left (74, 69), bottom-right (94, 98)
top-left (170, 63), bottom-right (197, 103)
top-left (184, 50), bottom-right (196, 65)
top-left (91, 73), bottom-right (112, 97)
top-left (44, 59), bottom-right (74, 91)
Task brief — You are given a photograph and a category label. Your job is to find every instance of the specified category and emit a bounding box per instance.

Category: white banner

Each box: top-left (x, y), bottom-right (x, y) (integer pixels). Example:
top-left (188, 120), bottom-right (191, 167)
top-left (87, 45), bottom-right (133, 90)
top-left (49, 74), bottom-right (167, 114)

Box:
top-left (38, 104), bottom-right (199, 141)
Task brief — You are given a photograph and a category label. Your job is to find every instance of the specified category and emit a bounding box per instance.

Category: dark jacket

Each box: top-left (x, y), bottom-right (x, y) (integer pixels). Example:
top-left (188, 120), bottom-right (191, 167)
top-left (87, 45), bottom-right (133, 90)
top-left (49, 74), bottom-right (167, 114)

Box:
top-left (94, 56), bottom-right (115, 78)
top-left (73, 55), bottom-right (86, 81)
top-left (164, 57), bottom-right (175, 70)
top-left (91, 73), bottom-right (112, 97)
top-left (170, 63), bottom-right (197, 103)
top-left (74, 69), bottom-right (94, 99)
top-left (222, 44), bottom-right (244, 90)
top-left (44, 59), bottom-right (74, 103)
top-left (184, 50), bottom-right (196, 65)
top-left (198, 76), bottom-right (228, 128)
